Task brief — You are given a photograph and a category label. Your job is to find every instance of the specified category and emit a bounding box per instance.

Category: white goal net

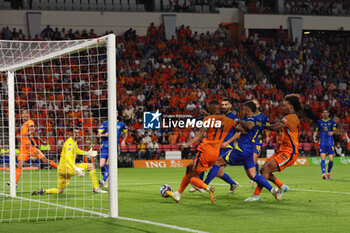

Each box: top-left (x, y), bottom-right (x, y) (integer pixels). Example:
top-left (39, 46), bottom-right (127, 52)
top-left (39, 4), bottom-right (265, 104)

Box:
top-left (0, 34), bottom-right (118, 223)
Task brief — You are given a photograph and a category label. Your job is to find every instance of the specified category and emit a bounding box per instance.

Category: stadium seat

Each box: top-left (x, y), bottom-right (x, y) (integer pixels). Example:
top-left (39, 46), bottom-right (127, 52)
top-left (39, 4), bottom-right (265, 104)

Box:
top-left (129, 3), bottom-right (137, 11)
top-left (171, 144), bottom-right (180, 151)
top-left (65, 0), bottom-right (73, 10)
top-left (105, 0), bottom-right (113, 11)
top-left (203, 5), bottom-right (210, 12)
top-left (303, 143), bottom-right (312, 152)
top-left (158, 144), bottom-right (164, 151)
top-left (162, 0), bottom-right (170, 11)
top-left (163, 145), bottom-right (172, 151)
top-left (195, 5), bottom-right (202, 12)
top-left (120, 0), bottom-right (128, 11)
top-left (81, 0), bottom-right (89, 10)
top-left (41, 0), bottom-right (49, 10)
top-left (23, 0), bottom-right (30, 9)
top-left (31, 0), bottom-right (40, 10)
top-left (56, 0), bottom-right (65, 10)
top-left (89, 0), bottom-right (97, 11)
top-left (114, 0), bottom-right (121, 11)
top-left (97, 0), bottom-right (105, 11)
top-left (154, 0), bottom-right (161, 11)
top-left (128, 145), bottom-right (137, 152)
top-left (137, 4), bottom-right (145, 11)
top-left (73, 0), bottom-right (81, 11)
top-left (298, 142), bottom-right (304, 150)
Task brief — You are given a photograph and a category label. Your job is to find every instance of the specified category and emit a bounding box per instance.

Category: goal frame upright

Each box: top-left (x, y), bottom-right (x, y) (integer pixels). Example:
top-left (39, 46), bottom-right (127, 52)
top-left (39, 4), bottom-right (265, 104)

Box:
top-left (1, 34), bottom-right (118, 218)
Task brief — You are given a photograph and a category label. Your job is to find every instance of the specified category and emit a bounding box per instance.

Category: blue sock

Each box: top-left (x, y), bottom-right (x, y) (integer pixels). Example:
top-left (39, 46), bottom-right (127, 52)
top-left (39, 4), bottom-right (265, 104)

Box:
top-left (220, 173), bottom-right (236, 185)
top-left (255, 163), bottom-right (259, 174)
top-left (321, 160), bottom-right (326, 174)
top-left (204, 164), bottom-right (220, 185)
top-left (253, 175), bottom-right (273, 191)
top-left (100, 166), bottom-right (105, 176)
top-left (328, 161), bottom-right (333, 173)
top-left (198, 171), bottom-right (205, 181)
top-left (103, 164), bottom-right (109, 182)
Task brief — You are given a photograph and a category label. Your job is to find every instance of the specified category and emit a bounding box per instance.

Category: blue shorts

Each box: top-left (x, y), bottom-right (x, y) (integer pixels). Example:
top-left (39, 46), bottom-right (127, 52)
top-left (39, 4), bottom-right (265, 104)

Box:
top-left (219, 146), bottom-right (234, 158)
top-left (223, 148), bottom-right (255, 170)
top-left (253, 143), bottom-right (262, 155)
top-left (319, 145), bottom-right (334, 155)
top-left (101, 148), bottom-right (109, 159)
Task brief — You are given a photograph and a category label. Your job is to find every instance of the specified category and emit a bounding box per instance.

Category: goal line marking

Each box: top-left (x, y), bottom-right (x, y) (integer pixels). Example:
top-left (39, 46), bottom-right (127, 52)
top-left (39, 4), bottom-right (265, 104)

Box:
top-left (0, 192), bottom-right (208, 233)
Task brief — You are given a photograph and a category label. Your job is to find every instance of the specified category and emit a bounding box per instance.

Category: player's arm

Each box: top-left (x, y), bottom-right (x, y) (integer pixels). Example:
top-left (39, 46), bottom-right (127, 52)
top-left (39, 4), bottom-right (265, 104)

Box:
top-left (97, 128), bottom-right (108, 137)
top-left (264, 121), bottom-right (285, 131)
top-left (237, 120), bottom-right (254, 130)
top-left (182, 127), bottom-right (206, 148)
top-left (120, 128), bottom-right (128, 147)
top-left (26, 127), bottom-right (46, 144)
top-left (329, 121), bottom-right (336, 136)
top-left (221, 132), bottom-right (241, 148)
top-left (313, 125), bottom-right (319, 142)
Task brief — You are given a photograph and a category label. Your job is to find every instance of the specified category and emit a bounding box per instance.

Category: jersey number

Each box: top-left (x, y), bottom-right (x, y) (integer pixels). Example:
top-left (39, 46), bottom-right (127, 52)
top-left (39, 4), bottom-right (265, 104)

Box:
top-left (213, 125), bottom-right (224, 140)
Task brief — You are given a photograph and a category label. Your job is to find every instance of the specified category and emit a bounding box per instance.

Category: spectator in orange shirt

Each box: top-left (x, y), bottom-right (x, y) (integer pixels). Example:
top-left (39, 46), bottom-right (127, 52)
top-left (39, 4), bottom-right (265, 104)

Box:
top-left (168, 131), bottom-right (178, 145)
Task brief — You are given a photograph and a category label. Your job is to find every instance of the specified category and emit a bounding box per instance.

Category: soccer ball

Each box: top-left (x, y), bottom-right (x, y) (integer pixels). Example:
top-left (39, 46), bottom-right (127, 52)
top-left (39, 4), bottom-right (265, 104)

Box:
top-left (159, 184), bottom-right (173, 198)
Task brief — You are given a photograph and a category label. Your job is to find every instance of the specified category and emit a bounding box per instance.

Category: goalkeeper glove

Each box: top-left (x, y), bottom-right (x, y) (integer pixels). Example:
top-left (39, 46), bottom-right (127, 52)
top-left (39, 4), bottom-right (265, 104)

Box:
top-left (73, 166), bottom-right (85, 177)
top-left (85, 148), bottom-right (98, 157)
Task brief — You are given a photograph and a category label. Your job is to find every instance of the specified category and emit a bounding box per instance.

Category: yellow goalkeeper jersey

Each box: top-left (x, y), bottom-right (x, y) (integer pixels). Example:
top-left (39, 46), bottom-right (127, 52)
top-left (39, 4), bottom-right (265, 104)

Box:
top-left (58, 137), bottom-right (85, 174)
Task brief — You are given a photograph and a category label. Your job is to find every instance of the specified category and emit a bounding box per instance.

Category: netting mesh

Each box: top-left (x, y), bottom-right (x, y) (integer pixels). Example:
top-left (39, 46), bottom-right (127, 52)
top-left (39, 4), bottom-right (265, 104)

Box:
top-left (0, 37), bottom-right (111, 222)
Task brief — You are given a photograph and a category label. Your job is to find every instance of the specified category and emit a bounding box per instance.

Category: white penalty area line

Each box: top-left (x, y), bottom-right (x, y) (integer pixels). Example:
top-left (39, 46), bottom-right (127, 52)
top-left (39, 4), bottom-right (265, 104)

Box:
top-left (0, 192), bottom-right (208, 233)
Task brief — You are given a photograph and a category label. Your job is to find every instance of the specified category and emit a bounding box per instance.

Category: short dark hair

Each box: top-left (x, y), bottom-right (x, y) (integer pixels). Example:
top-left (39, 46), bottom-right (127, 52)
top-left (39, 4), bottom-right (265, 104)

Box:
top-left (209, 99), bottom-right (220, 106)
top-left (222, 98), bottom-right (233, 105)
top-left (285, 94), bottom-right (303, 112)
top-left (321, 108), bottom-right (329, 113)
top-left (243, 101), bottom-right (257, 113)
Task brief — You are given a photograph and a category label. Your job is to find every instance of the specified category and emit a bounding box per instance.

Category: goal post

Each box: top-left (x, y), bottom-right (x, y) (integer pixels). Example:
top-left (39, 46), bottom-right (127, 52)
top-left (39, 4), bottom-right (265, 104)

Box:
top-left (0, 34), bottom-right (118, 222)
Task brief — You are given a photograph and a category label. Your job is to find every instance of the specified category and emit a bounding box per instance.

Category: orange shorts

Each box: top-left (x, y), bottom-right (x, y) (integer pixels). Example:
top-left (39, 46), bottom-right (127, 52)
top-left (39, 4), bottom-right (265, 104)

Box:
top-left (18, 145), bottom-right (45, 161)
top-left (191, 149), bottom-right (218, 174)
top-left (266, 150), bottom-right (298, 172)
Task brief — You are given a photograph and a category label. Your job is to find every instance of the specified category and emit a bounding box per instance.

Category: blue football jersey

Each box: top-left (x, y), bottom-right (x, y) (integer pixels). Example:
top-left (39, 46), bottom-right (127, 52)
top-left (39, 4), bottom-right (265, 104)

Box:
top-left (316, 118), bottom-right (336, 146)
top-left (223, 111), bottom-right (239, 148)
top-left (98, 120), bottom-right (127, 149)
top-left (235, 116), bottom-right (259, 155)
top-left (254, 112), bottom-right (270, 145)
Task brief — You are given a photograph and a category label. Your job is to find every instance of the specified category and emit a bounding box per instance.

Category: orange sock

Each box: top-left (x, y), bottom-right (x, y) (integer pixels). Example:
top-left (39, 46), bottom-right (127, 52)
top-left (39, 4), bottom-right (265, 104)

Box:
top-left (177, 173), bottom-right (190, 194)
top-left (190, 177), bottom-right (208, 190)
top-left (49, 160), bottom-right (58, 169)
top-left (16, 168), bottom-right (22, 184)
top-left (273, 178), bottom-right (283, 188)
top-left (253, 186), bottom-right (263, 196)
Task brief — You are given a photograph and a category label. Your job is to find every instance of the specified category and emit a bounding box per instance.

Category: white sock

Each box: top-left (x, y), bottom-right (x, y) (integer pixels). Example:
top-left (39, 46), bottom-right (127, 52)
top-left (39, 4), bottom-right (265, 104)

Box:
top-left (206, 186), bottom-right (211, 192)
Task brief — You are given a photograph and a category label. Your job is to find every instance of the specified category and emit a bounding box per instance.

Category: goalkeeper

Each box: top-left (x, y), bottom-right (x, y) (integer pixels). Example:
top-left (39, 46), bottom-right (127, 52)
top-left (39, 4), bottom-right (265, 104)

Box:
top-left (32, 128), bottom-right (107, 195)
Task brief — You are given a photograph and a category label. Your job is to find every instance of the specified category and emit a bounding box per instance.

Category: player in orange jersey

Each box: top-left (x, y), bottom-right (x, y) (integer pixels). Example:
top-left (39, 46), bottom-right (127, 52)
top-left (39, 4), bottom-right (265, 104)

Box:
top-left (245, 94), bottom-right (303, 201)
top-left (12, 109), bottom-right (58, 186)
top-left (166, 100), bottom-right (238, 204)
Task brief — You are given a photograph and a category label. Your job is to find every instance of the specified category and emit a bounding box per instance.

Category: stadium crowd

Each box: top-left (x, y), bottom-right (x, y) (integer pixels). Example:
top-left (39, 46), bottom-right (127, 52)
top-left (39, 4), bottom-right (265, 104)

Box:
top-left (1, 22), bottom-right (350, 161)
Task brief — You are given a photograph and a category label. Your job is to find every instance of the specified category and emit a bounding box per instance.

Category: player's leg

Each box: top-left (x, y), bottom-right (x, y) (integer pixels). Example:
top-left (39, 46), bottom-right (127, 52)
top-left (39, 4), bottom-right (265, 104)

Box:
top-left (102, 159), bottom-right (109, 184)
top-left (166, 161), bottom-right (194, 202)
top-left (320, 145), bottom-right (327, 179)
top-left (85, 163), bottom-right (108, 193)
top-left (100, 148), bottom-right (108, 176)
top-left (33, 174), bottom-right (67, 195)
top-left (202, 156), bottom-right (227, 186)
top-left (327, 147), bottom-right (334, 179)
top-left (188, 170), bottom-right (205, 193)
top-left (32, 147), bottom-right (57, 169)
top-left (250, 151), bottom-right (260, 187)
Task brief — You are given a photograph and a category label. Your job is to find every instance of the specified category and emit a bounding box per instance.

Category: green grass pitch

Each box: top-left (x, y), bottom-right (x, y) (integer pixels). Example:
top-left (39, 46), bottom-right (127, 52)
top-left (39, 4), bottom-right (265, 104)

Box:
top-left (1, 164), bottom-right (350, 233)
